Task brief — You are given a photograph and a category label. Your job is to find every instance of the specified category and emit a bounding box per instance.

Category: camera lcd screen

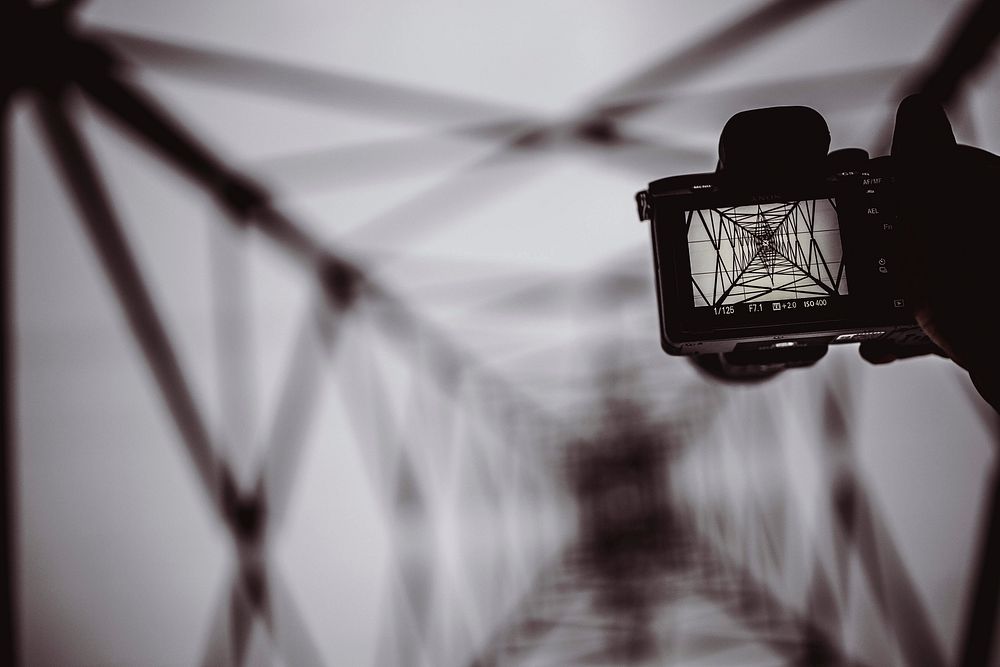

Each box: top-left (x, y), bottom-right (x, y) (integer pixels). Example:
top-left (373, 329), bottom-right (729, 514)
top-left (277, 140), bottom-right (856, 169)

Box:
top-left (685, 199), bottom-right (847, 315)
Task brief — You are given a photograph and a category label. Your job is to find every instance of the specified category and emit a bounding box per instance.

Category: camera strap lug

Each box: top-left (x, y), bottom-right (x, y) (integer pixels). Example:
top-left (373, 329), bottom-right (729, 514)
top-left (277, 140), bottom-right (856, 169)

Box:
top-left (635, 190), bottom-right (651, 221)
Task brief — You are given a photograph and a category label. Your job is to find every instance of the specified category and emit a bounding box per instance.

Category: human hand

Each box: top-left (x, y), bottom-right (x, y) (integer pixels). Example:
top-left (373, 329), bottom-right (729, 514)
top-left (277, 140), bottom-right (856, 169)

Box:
top-left (859, 94), bottom-right (1000, 411)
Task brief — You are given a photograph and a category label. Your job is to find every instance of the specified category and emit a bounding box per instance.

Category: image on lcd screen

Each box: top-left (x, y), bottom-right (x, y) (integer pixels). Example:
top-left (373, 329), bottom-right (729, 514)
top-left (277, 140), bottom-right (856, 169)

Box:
top-left (686, 199), bottom-right (848, 307)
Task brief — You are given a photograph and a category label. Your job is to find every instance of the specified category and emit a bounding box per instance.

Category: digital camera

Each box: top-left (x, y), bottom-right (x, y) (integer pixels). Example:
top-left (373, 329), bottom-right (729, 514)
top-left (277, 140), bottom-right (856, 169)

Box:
top-left (635, 140), bottom-right (933, 369)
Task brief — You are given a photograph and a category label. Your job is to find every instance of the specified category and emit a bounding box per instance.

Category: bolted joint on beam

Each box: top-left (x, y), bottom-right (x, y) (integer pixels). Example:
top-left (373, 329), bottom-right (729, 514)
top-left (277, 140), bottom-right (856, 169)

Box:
top-left (319, 257), bottom-right (363, 311)
top-left (3, 1), bottom-right (119, 94)
top-left (213, 173), bottom-right (271, 222)
top-left (221, 473), bottom-right (268, 548)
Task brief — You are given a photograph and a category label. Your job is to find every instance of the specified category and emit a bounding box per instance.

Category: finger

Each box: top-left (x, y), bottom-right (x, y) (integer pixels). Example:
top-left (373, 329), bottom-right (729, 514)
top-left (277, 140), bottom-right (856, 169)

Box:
top-left (859, 341), bottom-right (897, 365)
top-left (889, 95), bottom-right (957, 313)
top-left (890, 94), bottom-right (956, 165)
top-left (858, 339), bottom-right (945, 366)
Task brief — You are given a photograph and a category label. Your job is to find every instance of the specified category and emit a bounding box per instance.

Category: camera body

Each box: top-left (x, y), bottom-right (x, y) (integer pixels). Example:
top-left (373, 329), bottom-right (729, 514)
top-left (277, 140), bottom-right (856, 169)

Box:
top-left (636, 150), bottom-right (932, 361)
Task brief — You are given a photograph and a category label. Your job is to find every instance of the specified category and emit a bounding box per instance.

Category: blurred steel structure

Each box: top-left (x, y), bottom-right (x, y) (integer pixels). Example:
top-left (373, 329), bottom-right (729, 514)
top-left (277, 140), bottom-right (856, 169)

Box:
top-left (3, 0), bottom-right (1000, 665)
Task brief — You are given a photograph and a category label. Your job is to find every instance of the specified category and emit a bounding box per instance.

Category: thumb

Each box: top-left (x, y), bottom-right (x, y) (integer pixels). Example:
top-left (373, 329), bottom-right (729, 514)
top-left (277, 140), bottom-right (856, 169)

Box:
top-left (890, 93), bottom-right (956, 166)
top-left (888, 94), bottom-right (956, 325)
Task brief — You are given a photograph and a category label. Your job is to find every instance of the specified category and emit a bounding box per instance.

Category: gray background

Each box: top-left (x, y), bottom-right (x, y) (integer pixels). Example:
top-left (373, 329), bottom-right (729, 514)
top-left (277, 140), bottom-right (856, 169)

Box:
top-left (9, 0), bottom-right (1000, 665)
